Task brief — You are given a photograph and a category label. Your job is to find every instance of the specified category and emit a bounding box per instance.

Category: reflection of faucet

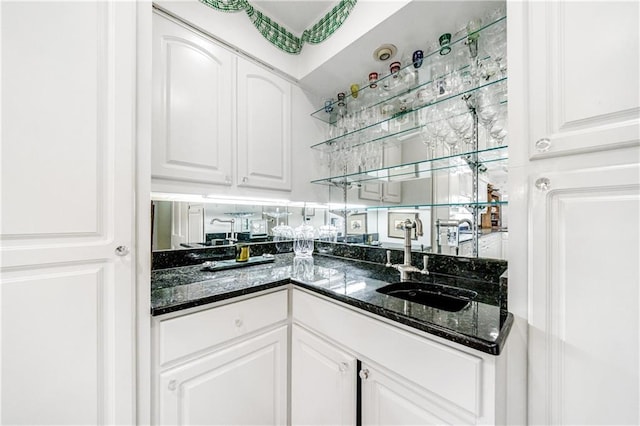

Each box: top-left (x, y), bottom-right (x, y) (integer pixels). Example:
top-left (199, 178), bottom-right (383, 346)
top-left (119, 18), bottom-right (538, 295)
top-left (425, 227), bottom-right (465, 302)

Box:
top-left (211, 218), bottom-right (237, 243)
top-left (435, 218), bottom-right (474, 253)
top-left (386, 218), bottom-right (428, 281)
top-left (458, 218), bottom-right (473, 233)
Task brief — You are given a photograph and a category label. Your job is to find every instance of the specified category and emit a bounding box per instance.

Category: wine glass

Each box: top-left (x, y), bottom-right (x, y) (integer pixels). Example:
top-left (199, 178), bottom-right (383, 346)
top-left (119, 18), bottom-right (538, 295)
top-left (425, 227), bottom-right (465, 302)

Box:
top-left (445, 99), bottom-right (473, 150)
top-left (489, 116), bottom-right (508, 147)
top-left (420, 125), bottom-right (437, 158)
top-left (442, 128), bottom-right (461, 155)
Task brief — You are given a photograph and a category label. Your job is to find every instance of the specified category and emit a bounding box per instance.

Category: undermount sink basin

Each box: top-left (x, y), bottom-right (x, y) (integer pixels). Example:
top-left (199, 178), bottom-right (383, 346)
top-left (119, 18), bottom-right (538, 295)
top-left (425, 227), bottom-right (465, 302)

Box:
top-left (376, 282), bottom-right (477, 312)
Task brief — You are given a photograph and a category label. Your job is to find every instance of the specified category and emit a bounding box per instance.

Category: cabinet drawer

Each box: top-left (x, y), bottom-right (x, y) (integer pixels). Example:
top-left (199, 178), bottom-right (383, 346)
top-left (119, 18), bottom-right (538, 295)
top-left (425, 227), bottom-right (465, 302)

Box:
top-left (293, 289), bottom-right (482, 415)
top-left (158, 290), bottom-right (288, 365)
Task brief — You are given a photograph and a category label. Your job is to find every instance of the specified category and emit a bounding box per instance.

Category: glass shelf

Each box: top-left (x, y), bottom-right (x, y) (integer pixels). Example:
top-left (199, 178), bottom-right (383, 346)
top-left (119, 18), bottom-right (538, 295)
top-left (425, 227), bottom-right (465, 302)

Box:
top-left (363, 200), bottom-right (508, 212)
top-left (310, 13), bottom-right (507, 122)
top-left (311, 145), bottom-right (508, 186)
top-left (310, 77), bottom-right (507, 151)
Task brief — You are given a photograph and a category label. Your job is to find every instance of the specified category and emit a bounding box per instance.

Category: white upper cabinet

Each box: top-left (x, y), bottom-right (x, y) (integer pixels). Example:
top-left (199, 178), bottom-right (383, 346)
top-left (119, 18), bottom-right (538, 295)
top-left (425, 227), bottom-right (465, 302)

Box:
top-left (237, 57), bottom-right (292, 191)
top-left (152, 12), bottom-right (234, 186)
top-left (526, 1), bottom-right (639, 159)
top-left (152, 12), bottom-right (293, 195)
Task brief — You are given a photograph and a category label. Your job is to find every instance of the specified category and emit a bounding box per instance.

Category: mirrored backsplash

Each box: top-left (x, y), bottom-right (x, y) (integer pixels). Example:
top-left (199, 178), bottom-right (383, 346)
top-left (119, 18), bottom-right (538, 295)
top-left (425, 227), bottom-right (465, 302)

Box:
top-left (151, 198), bottom-right (507, 260)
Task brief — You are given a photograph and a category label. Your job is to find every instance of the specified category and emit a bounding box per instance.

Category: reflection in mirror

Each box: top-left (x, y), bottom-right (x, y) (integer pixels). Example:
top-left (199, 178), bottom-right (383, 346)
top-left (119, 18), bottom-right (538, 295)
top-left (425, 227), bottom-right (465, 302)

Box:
top-left (325, 132), bottom-right (508, 260)
top-left (151, 200), bottom-right (329, 251)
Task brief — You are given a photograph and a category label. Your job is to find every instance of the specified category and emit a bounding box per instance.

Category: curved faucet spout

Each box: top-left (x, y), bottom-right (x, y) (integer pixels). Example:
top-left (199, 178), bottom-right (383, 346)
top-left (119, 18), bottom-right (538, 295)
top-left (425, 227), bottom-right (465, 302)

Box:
top-left (414, 217), bottom-right (424, 238)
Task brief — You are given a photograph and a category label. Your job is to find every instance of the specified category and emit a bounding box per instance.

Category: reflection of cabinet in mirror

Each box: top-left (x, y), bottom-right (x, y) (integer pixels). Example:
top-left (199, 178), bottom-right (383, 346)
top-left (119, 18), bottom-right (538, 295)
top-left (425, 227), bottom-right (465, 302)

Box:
top-left (358, 145), bottom-right (402, 203)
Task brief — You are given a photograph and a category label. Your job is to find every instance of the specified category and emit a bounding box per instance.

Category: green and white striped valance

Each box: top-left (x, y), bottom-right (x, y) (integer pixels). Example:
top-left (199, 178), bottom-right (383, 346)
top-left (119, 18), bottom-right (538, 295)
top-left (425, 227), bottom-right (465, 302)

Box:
top-left (199, 0), bottom-right (358, 54)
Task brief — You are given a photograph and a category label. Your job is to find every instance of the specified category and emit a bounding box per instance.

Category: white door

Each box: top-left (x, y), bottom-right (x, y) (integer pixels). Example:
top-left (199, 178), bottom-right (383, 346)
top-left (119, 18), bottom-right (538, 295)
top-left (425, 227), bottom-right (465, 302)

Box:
top-left (291, 325), bottom-right (357, 426)
top-left (528, 164), bottom-right (640, 425)
top-left (359, 363), bottom-right (472, 425)
top-left (509, 1), bottom-right (640, 424)
top-left (152, 11), bottom-right (234, 188)
top-left (1, 1), bottom-right (136, 424)
top-left (159, 326), bottom-right (288, 425)
top-left (237, 57), bottom-right (292, 191)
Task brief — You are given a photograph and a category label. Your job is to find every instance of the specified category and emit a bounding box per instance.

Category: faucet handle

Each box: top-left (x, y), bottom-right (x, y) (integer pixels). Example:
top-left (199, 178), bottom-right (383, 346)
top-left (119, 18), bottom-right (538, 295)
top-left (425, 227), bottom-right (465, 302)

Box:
top-left (386, 250), bottom-right (392, 267)
top-left (421, 254), bottom-right (430, 275)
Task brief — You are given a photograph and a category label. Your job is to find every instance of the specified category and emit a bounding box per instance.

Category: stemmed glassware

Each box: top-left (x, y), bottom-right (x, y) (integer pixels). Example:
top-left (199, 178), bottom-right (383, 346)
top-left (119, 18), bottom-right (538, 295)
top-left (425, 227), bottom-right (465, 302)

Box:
top-left (445, 99), bottom-right (474, 149)
top-left (315, 6), bottom-right (507, 181)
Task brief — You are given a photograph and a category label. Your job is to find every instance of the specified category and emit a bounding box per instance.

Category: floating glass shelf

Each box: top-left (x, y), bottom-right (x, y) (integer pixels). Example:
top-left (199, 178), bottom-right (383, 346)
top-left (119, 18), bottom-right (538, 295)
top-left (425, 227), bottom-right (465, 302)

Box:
top-left (311, 78), bottom-right (507, 151)
top-left (311, 14), bottom-right (507, 122)
top-left (363, 200), bottom-right (508, 211)
top-left (311, 145), bottom-right (508, 187)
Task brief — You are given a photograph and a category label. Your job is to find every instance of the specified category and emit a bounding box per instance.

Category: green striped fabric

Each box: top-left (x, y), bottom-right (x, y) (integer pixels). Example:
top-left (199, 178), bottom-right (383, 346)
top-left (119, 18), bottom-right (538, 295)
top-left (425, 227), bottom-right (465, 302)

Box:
top-left (200, 0), bottom-right (358, 54)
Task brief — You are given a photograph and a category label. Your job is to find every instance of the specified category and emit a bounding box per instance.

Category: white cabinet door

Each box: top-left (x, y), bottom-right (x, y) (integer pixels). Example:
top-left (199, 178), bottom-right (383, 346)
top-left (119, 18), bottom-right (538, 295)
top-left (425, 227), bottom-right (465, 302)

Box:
top-left (360, 363), bottom-right (471, 426)
top-left (291, 325), bottom-right (357, 426)
top-left (159, 326), bottom-right (288, 426)
top-left (526, 1), bottom-right (639, 160)
top-left (237, 57), bottom-right (292, 191)
top-left (1, 1), bottom-right (136, 424)
top-left (152, 12), bottom-right (234, 186)
top-left (528, 164), bottom-right (640, 425)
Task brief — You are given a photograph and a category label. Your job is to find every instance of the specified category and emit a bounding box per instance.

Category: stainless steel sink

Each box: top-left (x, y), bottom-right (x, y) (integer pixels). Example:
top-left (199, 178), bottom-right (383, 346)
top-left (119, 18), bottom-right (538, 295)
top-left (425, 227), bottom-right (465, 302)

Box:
top-left (376, 282), bottom-right (477, 312)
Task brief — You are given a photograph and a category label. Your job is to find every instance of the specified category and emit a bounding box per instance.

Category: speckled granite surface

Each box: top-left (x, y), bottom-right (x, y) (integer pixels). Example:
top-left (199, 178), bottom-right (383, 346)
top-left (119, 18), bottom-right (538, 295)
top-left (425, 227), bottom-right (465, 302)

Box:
top-left (152, 253), bottom-right (512, 355)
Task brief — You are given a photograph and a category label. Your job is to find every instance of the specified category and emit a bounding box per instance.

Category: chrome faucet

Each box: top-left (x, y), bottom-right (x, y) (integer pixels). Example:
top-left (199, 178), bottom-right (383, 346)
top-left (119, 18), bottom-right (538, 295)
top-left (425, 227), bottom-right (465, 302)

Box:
top-left (386, 218), bottom-right (429, 281)
top-left (211, 218), bottom-right (237, 243)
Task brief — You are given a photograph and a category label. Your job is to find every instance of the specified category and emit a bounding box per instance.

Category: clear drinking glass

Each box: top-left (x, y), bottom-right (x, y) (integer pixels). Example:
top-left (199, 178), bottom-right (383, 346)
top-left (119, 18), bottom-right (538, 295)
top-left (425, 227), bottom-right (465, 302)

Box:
top-left (293, 224), bottom-right (315, 257)
top-left (272, 225), bottom-right (294, 253)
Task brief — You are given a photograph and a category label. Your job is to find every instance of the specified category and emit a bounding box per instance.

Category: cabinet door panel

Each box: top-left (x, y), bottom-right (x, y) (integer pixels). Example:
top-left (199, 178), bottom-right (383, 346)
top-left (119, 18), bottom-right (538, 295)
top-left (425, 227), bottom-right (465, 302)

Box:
top-left (291, 325), bottom-right (357, 426)
top-left (237, 58), bottom-right (292, 191)
top-left (527, 1), bottom-right (639, 159)
top-left (361, 363), bottom-right (474, 426)
top-left (1, 2), bottom-right (135, 424)
top-left (529, 164), bottom-right (640, 425)
top-left (160, 326), bottom-right (287, 425)
top-left (152, 12), bottom-right (234, 185)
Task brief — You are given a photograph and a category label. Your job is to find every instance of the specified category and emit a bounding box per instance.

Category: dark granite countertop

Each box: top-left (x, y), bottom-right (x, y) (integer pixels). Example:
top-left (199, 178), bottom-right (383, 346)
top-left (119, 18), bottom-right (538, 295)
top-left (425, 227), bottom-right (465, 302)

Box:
top-left (152, 253), bottom-right (512, 355)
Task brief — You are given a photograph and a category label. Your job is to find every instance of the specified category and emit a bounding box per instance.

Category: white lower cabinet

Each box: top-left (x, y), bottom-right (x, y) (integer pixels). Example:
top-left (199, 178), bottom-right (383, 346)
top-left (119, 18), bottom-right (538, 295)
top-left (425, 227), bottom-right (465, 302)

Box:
top-left (291, 325), bottom-right (358, 426)
top-left (153, 288), bottom-right (506, 425)
top-left (292, 289), bottom-right (505, 425)
top-left (360, 362), bottom-right (470, 426)
top-left (159, 326), bottom-right (287, 425)
top-left (153, 290), bottom-right (289, 425)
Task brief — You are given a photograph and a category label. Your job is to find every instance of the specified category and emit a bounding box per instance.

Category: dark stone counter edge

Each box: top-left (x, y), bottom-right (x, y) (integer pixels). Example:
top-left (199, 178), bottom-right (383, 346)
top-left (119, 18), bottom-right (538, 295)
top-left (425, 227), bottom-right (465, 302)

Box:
top-left (150, 279), bottom-right (290, 316)
top-left (151, 278), bottom-right (514, 356)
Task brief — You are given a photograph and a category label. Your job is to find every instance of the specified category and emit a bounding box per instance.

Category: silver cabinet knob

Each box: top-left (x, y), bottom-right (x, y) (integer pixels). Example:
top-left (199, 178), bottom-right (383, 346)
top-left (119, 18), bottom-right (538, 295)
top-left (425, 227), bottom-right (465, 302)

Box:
top-left (242, 177), bottom-right (248, 183)
top-left (359, 369), bottom-right (370, 380)
top-left (535, 138), bottom-right (551, 152)
top-left (234, 318), bottom-right (243, 327)
top-left (535, 177), bottom-right (551, 191)
top-left (115, 245), bottom-right (129, 256)
top-left (338, 362), bottom-right (349, 373)
top-left (168, 380), bottom-right (177, 391)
